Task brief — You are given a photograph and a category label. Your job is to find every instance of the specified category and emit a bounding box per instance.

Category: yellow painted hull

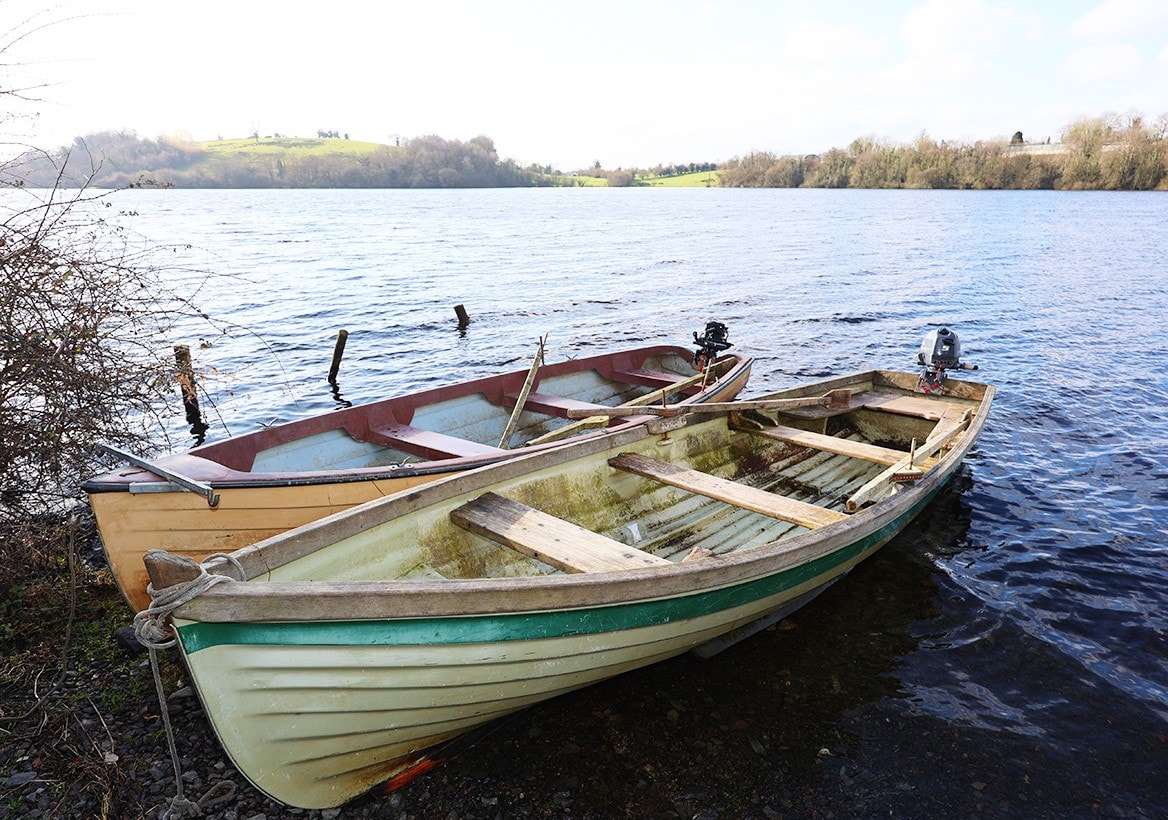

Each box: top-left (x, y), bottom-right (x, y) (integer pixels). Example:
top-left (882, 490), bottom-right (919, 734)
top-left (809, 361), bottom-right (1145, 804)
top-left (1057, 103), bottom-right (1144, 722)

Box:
top-left (93, 472), bottom-right (445, 611)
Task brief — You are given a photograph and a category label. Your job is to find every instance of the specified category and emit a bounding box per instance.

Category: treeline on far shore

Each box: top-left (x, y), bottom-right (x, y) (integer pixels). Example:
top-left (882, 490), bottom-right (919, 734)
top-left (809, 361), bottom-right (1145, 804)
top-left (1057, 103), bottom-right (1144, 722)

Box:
top-left (722, 115), bottom-right (1168, 191)
top-left (10, 112), bottom-right (1168, 190)
top-left (12, 133), bottom-right (546, 189)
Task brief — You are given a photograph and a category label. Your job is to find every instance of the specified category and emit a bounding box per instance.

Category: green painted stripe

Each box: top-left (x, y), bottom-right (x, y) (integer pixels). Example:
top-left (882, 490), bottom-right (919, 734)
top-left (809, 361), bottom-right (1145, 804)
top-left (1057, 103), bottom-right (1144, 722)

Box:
top-left (180, 490), bottom-right (939, 654)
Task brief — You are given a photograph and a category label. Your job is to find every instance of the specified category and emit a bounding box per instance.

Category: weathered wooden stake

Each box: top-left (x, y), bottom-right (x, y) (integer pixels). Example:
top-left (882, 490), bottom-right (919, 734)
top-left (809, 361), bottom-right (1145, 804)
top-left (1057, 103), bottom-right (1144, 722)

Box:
top-left (328, 329), bottom-right (349, 383)
top-left (454, 304), bottom-right (470, 329)
top-left (174, 344), bottom-right (201, 424)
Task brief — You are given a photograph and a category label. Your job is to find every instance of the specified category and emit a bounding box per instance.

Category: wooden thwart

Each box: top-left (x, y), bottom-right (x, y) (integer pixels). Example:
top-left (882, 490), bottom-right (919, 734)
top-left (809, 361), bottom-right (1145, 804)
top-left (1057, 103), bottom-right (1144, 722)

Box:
top-left (612, 367), bottom-right (687, 388)
top-left (781, 389), bottom-right (974, 422)
top-left (732, 422), bottom-right (938, 468)
top-left (450, 492), bottom-right (670, 573)
top-left (507, 392), bottom-right (610, 417)
top-left (366, 424), bottom-right (508, 460)
top-left (608, 453), bottom-right (847, 530)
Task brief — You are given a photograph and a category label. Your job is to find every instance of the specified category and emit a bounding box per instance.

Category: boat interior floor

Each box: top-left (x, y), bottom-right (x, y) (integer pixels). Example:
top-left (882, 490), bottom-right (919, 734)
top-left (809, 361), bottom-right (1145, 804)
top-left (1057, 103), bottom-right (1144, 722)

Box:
top-left (444, 390), bottom-right (977, 573)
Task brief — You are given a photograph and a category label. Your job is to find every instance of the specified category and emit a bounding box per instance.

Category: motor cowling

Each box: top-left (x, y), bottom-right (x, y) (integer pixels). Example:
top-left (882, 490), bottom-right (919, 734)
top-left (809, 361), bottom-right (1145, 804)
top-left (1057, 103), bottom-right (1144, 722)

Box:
top-left (917, 327), bottom-right (976, 393)
top-left (693, 321), bottom-right (732, 371)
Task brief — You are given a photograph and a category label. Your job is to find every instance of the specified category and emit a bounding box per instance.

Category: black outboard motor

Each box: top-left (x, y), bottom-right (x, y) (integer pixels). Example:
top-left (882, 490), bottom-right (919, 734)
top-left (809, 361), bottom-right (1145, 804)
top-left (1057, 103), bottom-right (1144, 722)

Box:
top-left (693, 321), bottom-right (732, 371)
top-left (916, 327), bottom-right (977, 393)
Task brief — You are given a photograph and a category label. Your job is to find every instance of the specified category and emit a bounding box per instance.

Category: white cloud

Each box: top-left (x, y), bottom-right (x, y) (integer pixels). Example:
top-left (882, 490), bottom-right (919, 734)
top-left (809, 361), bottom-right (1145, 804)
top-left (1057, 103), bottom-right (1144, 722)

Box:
top-left (901, 0), bottom-right (1042, 56)
top-left (777, 19), bottom-right (885, 66)
top-left (1070, 0), bottom-right (1168, 40)
top-left (1062, 42), bottom-right (1146, 83)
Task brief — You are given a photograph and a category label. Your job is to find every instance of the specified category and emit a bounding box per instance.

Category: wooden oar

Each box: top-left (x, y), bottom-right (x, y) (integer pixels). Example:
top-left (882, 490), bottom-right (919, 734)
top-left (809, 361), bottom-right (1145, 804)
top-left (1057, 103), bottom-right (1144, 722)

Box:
top-left (498, 334), bottom-right (547, 449)
top-left (564, 389), bottom-right (853, 419)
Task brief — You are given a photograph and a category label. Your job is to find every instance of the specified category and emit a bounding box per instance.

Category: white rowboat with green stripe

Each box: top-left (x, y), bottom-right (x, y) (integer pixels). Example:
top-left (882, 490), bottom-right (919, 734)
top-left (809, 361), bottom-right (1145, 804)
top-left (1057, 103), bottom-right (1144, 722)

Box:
top-left (147, 368), bottom-right (993, 809)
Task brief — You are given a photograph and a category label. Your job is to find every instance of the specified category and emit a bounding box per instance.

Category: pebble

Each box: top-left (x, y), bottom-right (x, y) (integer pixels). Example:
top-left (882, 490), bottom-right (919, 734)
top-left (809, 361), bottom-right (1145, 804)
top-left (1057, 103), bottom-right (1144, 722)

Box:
top-left (5, 771), bottom-right (37, 788)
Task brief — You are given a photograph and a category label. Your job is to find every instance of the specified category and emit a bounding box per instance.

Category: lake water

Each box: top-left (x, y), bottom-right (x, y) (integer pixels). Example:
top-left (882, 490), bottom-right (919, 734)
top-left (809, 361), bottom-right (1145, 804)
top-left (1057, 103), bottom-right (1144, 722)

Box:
top-left (111, 187), bottom-right (1168, 815)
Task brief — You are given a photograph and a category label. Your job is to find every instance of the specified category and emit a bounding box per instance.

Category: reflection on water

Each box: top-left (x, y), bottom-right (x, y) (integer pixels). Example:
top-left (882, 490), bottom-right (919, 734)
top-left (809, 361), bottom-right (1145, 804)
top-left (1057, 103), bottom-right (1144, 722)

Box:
top-left (108, 188), bottom-right (1168, 814)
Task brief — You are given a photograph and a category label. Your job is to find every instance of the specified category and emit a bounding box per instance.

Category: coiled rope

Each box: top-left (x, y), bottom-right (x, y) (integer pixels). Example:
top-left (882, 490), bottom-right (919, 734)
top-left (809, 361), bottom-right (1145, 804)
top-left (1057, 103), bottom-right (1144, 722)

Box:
top-left (133, 551), bottom-right (242, 818)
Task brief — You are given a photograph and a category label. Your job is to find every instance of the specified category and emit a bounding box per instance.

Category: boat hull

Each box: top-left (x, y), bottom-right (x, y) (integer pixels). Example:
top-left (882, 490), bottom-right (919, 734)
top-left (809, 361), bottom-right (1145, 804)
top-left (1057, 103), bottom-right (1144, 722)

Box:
top-left (90, 346), bottom-right (751, 611)
top-left (158, 369), bottom-right (992, 809)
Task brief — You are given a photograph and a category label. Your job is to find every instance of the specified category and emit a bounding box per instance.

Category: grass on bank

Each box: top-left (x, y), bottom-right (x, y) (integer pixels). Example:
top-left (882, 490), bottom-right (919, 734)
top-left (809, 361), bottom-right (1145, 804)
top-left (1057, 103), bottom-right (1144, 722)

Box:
top-left (639, 170), bottom-right (722, 187)
top-left (200, 137), bottom-right (390, 157)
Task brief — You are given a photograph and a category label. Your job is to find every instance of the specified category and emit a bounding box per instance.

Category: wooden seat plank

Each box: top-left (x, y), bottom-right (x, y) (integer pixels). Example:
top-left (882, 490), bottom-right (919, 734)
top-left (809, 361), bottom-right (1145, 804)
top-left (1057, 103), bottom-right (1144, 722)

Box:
top-left (852, 392), bottom-right (972, 421)
top-left (367, 424), bottom-right (508, 460)
top-left (735, 423), bottom-right (937, 468)
top-left (450, 492), bottom-right (669, 573)
top-left (609, 453), bottom-right (847, 530)
top-left (612, 368), bottom-right (687, 389)
top-left (780, 389), bottom-right (974, 422)
top-left (505, 391), bottom-right (611, 418)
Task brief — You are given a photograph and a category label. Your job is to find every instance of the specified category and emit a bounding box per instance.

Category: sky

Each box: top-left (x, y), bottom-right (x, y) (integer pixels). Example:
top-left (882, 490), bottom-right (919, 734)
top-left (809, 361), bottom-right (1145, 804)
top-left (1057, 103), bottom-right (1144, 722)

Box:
top-left (3, 0), bottom-right (1167, 170)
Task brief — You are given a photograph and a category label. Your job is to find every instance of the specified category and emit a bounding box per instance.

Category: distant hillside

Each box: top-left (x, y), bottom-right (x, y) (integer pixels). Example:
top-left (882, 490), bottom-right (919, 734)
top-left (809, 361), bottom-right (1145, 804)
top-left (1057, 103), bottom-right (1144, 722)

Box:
top-left (12, 133), bottom-right (545, 189)
top-left (9, 131), bottom-right (725, 189)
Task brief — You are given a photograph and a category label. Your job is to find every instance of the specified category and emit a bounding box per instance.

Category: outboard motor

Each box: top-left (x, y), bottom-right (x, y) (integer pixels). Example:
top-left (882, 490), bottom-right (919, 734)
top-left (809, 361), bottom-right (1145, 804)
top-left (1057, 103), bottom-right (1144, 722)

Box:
top-left (693, 321), bottom-right (732, 371)
top-left (916, 327), bottom-right (977, 393)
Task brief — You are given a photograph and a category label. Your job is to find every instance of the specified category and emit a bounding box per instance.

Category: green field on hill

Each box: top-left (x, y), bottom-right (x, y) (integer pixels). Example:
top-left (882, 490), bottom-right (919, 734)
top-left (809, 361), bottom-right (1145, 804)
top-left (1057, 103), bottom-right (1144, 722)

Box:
top-left (639, 170), bottom-right (722, 187)
top-left (200, 137), bottom-right (390, 157)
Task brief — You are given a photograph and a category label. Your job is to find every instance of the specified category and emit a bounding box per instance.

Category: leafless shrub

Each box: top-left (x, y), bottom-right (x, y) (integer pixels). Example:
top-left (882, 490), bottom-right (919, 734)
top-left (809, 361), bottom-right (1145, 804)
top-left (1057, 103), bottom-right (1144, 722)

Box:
top-left (0, 177), bottom-right (201, 530)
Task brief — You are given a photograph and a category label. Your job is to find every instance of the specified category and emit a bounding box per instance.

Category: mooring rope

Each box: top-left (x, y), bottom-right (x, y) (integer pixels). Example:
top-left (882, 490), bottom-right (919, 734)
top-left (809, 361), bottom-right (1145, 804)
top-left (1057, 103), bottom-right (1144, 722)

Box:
top-left (132, 551), bottom-right (242, 649)
top-left (133, 551), bottom-right (243, 818)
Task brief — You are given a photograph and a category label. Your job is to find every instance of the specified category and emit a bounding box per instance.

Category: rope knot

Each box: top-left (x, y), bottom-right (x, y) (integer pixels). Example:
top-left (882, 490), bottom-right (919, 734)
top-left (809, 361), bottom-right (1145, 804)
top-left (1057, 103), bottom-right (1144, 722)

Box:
top-left (132, 551), bottom-right (242, 649)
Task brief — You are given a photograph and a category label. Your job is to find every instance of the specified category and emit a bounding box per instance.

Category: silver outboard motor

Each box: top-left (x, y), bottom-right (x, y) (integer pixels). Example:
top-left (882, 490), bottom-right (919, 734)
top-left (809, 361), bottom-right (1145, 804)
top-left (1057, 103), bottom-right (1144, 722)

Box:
top-left (916, 327), bottom-right (977, 393)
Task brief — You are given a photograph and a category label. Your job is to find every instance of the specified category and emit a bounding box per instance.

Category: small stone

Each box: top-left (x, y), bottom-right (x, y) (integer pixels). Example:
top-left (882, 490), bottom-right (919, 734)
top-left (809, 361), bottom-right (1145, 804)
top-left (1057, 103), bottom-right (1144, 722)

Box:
top-left (114, 625), bottom-right (145, 653)
top-left (4, 771), bottom-right (37, 788)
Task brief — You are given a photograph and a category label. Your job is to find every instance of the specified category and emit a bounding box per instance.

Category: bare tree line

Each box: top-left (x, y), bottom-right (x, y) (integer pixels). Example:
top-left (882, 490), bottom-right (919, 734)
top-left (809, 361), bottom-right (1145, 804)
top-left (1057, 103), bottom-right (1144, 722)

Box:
top-left (10, 133), bottom-right (542, 189)
top-left (721, 113), bottom-right (1168, 191)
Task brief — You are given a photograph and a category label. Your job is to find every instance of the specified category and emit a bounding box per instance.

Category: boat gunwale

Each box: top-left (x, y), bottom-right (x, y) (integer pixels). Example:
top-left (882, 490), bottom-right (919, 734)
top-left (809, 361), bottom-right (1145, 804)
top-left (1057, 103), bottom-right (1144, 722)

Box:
top-left (168, 372), bottom-right (994, 625)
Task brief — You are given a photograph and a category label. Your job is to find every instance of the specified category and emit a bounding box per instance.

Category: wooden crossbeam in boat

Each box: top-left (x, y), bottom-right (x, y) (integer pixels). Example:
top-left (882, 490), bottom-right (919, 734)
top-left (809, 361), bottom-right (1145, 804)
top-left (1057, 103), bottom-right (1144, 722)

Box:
top-left (612, 367), bottom-right (687, 389)
top-left (731, 422), bottom-right (939, 468)
top-left (504, 392), bottom-right (611, 418)
top-left (449, 492), bottom-right (670, 573)
top-left (781, 389), bottom-right (973, 422)
top-left (608, 453), bottom-right (847, 530)
top-left (366, 424), bottom-right (508, 460)
top-left (853, 392), bottom-right (972, 421)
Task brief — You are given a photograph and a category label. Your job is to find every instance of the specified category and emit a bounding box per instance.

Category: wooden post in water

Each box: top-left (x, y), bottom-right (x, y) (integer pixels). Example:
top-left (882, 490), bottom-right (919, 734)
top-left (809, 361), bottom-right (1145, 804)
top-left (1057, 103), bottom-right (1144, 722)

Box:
top-left (328, 329), bottom-right (349, 383)
top-left (174, 344), bottom-right (201, 424)
top-left (454, 304), bottom-right (470, 329)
